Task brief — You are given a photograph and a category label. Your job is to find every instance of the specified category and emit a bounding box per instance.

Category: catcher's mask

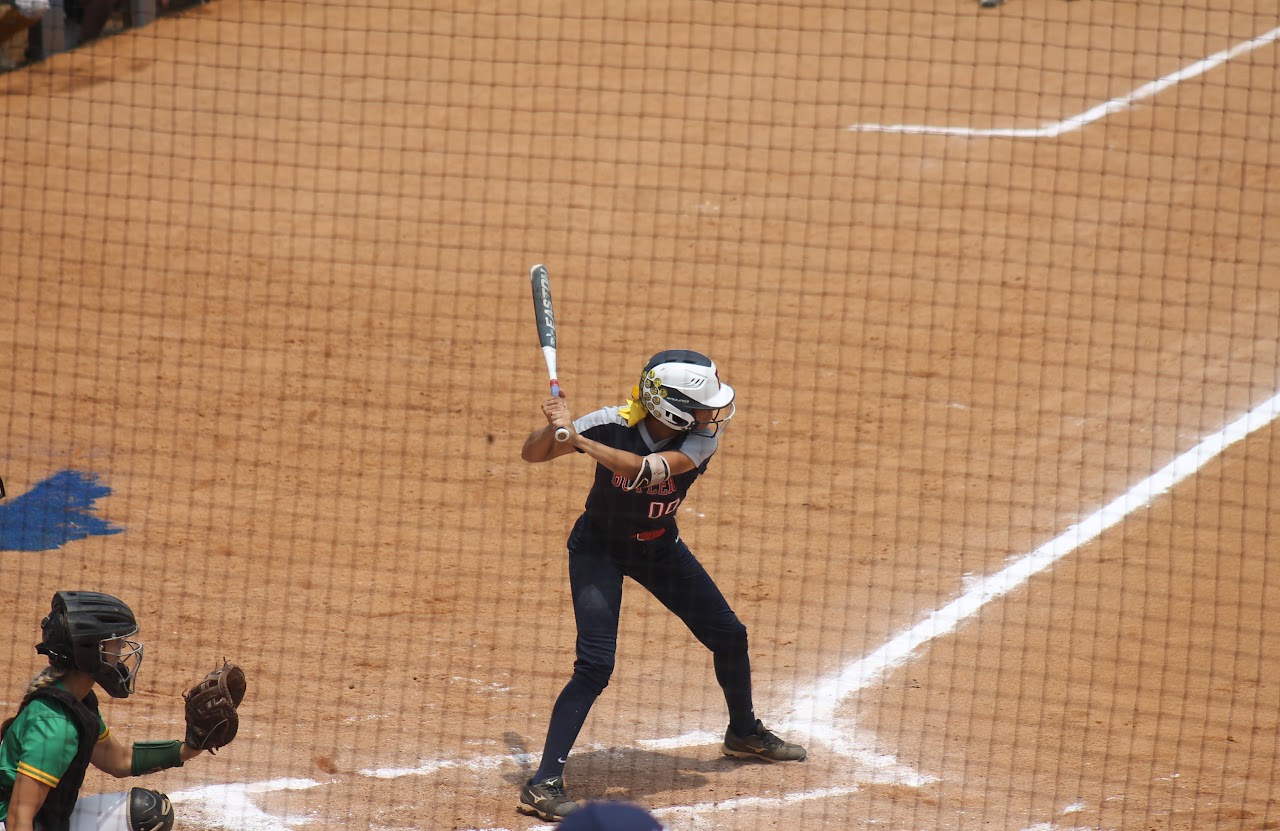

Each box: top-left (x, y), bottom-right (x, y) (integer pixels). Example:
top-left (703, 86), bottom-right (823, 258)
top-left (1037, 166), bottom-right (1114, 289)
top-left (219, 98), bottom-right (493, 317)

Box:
top-left (37, 590), bottom-right (143, 698)
top-left (638, 350), bottom-right (736, 435)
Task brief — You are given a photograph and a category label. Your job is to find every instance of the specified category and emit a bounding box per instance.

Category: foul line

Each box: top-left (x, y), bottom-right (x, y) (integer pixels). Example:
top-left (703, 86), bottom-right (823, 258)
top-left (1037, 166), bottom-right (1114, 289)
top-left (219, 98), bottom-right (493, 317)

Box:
top-left (787, 390), bottom-right (1280, 755)
top-left (846, 25), bottom-right (1280, 137)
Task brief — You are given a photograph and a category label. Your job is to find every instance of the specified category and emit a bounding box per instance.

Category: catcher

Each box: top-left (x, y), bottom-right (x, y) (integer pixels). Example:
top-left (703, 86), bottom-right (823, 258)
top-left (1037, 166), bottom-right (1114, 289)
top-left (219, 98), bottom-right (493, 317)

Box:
top-left (0, 591), bottom-right (245, 831)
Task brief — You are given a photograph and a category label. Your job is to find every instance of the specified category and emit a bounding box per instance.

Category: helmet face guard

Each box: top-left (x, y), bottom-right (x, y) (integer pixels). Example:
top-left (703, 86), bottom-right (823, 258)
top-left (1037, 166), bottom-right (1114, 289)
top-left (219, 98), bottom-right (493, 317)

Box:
top-left (688, 401), bottom-right (736, 435)
top-left (37, 591), bottom-right (143, 699)
top-left (96, 637), bottom-right (144, 698)
top-left (638, 350), bottom-right (736, 435)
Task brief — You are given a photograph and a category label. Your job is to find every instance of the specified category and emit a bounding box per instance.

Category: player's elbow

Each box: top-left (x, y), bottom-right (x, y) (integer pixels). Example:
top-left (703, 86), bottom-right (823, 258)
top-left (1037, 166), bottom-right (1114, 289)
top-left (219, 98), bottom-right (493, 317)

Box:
top-left (521, 432), bottom-right (556, 463)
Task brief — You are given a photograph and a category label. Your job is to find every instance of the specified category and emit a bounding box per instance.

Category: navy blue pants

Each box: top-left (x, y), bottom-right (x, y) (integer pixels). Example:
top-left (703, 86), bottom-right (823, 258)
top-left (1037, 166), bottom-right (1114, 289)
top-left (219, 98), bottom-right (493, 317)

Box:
top-left (532, 514), bottom-right (755, 781)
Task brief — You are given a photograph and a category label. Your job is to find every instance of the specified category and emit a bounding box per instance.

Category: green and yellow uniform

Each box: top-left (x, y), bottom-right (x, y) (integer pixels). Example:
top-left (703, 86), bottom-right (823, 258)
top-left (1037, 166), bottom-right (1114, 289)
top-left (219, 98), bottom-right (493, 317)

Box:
top-left (0, 682), bottom-right (107, 825)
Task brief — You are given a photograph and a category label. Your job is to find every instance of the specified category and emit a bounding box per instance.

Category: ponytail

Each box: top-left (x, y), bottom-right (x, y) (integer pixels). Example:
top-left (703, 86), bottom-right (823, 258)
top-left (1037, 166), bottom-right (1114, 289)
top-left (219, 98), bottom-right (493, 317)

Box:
top-left (1, 667), bottom-right (69, 742)
top-left (26, 666), bottom-right (68, 696)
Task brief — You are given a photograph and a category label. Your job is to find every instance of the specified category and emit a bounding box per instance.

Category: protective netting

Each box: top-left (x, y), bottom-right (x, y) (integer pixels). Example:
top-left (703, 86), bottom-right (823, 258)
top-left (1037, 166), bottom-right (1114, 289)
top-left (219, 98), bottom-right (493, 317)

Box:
top-left (1, 2), bottom-right (1277, 829)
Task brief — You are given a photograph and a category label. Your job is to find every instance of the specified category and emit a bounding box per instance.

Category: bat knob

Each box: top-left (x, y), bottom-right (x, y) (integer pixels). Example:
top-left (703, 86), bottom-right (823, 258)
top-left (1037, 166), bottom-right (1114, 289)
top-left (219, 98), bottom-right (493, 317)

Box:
top-left (554, 427), bottom-right (571, 442)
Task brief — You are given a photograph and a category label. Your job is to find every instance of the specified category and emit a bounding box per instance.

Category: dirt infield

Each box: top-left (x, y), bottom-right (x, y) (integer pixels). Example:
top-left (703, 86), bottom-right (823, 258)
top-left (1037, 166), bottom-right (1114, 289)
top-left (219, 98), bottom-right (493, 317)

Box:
top-left (1, 2), bottom-right (1277, 829)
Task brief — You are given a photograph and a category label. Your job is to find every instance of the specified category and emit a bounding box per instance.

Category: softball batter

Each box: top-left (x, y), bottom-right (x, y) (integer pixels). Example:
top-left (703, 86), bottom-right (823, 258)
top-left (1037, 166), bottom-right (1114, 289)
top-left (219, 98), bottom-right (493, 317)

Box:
top-left (518, 350), bottom-right (806, 822)
top-left (0, 591), bottom-right (230, 831)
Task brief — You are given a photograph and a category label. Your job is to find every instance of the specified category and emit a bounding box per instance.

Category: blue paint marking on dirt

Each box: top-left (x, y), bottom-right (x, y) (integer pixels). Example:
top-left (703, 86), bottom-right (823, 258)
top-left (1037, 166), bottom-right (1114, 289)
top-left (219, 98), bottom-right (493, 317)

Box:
top-left (0, 470), bottom-right (124, 551)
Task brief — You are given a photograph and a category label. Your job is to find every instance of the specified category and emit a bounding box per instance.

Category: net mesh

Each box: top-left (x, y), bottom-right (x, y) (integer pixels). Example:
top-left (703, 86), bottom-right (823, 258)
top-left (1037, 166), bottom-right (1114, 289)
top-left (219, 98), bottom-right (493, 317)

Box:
top-left (1, 2), bottom-right (1277, 829)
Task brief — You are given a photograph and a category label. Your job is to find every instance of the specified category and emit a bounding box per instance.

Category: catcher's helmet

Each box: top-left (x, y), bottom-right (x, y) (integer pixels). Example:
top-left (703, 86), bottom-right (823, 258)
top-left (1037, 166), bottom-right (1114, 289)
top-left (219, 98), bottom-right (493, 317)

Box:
top-left (37, 590), bottom-right (143, 699)
top-left (637, 350), bottom-right (736, 434)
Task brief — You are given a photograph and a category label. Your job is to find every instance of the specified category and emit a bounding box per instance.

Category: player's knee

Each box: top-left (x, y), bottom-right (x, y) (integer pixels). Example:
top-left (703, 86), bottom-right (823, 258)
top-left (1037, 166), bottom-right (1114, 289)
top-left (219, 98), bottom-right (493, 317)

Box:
top-left (128, 787), bottom-right (174, 831)
top-left (707, 618), bottom-right (748, 655)
top-left (572, 661), bottom-right (613, 696)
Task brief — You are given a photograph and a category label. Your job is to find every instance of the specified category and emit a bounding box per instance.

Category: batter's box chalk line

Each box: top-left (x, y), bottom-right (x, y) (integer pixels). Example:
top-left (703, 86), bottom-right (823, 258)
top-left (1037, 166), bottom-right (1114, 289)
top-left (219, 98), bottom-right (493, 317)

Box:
top-left (170, 778), bottom-right (322, 831)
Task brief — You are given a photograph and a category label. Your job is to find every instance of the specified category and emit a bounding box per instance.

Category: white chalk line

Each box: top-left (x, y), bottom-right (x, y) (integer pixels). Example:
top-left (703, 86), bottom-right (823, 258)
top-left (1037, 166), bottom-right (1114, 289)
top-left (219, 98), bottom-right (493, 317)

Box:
top-left (847, 25), bottom-right (1280, 137)
top-left (170, 778), bottom-right (323, 831)
top-left (637, 729), bottom-right (721, 751)
top-left (784, 390), bottom-right (1280, 757)
top-left (360, 751), bottom-right (536, 779)
top-left (358, 734), bottom-right (928, 787)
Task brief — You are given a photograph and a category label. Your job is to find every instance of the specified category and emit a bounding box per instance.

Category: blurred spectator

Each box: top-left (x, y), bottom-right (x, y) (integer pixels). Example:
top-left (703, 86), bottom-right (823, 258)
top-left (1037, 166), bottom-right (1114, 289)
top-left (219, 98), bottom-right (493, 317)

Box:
top-left (8, 0), bottom-right (194, 68)
top-left (77, 0), bottom-right (172, 46)
top-left (0, 0), bottom-right (48, 69)
top-left (76, 0), bottom-right (118, 44)
top-left (560, 801), bottom-right (664, 831)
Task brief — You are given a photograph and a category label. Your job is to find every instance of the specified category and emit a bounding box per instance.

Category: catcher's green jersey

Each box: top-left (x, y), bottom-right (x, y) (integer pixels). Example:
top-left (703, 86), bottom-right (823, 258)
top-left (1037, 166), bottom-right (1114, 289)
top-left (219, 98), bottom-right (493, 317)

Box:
top-left (0, 682), bottom-right (109, 821)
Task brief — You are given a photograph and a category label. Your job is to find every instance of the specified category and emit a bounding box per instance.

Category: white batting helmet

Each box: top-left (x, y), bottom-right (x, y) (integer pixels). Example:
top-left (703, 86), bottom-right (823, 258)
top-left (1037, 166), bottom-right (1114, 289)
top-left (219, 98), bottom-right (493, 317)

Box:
top-left (638, 350), bottom-right (735, 434)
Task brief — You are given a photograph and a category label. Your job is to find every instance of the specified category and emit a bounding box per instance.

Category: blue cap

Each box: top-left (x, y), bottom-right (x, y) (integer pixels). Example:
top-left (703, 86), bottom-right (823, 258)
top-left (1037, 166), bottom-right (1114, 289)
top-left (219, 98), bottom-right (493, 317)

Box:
top-left (558, 800), bottom-right (663, 831)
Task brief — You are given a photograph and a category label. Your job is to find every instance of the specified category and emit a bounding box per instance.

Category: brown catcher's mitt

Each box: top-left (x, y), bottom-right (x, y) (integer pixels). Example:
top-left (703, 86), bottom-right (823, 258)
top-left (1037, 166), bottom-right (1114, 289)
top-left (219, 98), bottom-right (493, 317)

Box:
top-left (183, 660), bottom-right (246, 753)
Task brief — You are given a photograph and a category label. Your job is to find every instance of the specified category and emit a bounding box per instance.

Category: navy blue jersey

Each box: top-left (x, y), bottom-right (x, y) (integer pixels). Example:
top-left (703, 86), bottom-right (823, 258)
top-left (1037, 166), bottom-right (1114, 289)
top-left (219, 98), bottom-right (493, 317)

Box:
top-left (572, 406), bottom-right (720, 538)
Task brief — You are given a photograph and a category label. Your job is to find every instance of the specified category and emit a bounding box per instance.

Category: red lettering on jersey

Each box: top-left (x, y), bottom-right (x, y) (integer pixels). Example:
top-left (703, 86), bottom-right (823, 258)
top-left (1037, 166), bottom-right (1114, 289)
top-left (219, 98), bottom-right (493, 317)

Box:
top-left (645, 479), bottom-right (676, 496)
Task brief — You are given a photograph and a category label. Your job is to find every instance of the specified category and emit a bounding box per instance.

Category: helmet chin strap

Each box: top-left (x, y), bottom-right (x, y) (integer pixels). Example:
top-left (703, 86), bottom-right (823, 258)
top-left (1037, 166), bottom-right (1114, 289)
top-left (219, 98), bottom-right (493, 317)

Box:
top-left (95, 662), bottom-right (135, 698)
top-left (94, 638), bottom-right (144, 698)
